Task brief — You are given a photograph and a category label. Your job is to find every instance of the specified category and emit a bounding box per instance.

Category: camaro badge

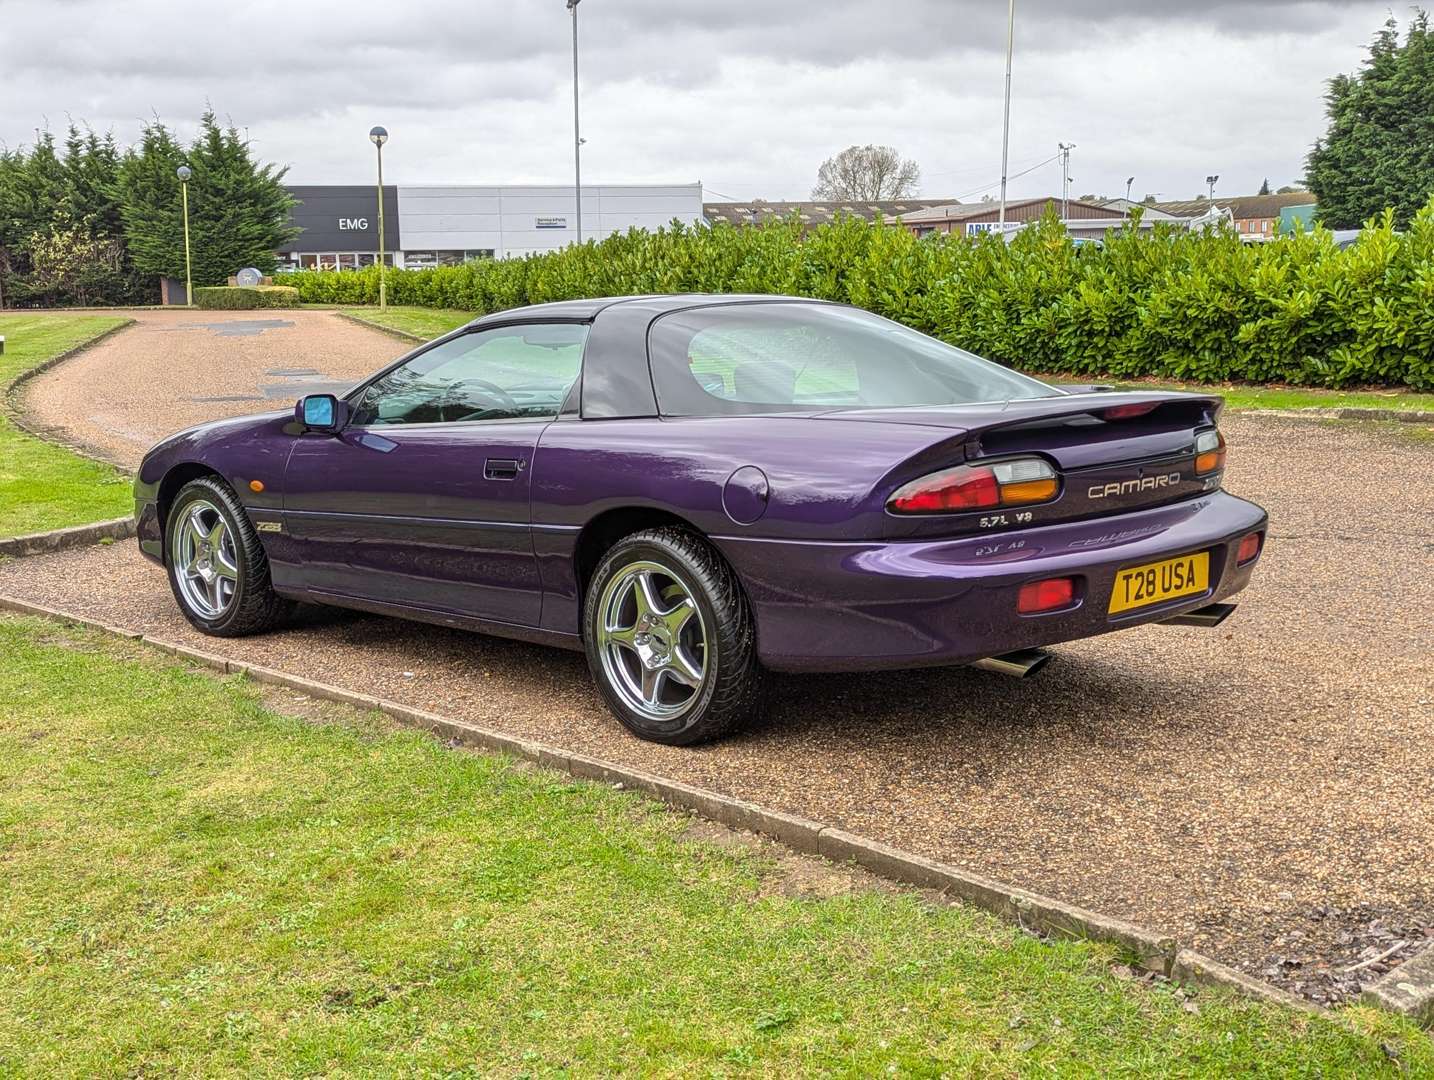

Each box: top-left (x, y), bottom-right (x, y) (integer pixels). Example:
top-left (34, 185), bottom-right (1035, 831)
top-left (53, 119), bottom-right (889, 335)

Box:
top-left (1088, 473), bottom-right (1182, 499)
top-left (257, 521), bottom-right (283, 533)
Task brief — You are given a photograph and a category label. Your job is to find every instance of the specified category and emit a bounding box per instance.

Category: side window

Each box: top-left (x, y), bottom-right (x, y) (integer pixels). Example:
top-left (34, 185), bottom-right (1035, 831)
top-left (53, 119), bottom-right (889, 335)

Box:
top-left (350, 323), bottom-right (587, 426)
top-left (685, 322), bottom-right (859, 406)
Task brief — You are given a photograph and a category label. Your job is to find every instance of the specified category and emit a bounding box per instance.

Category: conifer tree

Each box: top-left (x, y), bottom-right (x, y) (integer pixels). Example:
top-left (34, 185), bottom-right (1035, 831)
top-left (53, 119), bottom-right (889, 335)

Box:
top-left (116, 111), bottom-right (297, 284)
top-left (1307, 12), bottom-right (1434, 228)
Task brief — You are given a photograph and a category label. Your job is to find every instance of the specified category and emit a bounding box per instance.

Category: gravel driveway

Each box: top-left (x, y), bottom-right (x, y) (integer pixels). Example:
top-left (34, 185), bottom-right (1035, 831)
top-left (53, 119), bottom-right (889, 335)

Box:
top-left (18, 309), bottom-right (406, 468)
top-left (5, 312), bottom-right (1433, 1004)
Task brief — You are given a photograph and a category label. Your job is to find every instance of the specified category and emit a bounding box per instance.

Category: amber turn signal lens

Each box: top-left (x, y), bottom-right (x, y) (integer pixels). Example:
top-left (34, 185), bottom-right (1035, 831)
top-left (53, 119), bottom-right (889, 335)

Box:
top-left (1194, 430), bottom-right (1226, 475)
top-left (249, 479), bottom-right (265, 493)
top-left (889, 457), bottom-right (1060, 515)
top-left (998, 477), bottom-right (1059, 504)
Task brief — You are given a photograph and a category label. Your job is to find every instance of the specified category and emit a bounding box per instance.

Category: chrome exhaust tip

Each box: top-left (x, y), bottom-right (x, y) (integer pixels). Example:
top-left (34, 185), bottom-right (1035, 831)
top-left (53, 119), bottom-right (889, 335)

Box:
top-left (1161, 602), bottom-right (1238, 628)
top-left (971, 649), bottom-right (1052, 679)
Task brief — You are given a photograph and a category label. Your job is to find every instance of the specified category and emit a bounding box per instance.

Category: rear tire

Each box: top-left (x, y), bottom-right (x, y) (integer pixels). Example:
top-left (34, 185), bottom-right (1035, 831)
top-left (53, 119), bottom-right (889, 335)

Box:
top-left (583, 527), bottom-right (765, 745)
top-left (165, 476), bottom-right (292, 637)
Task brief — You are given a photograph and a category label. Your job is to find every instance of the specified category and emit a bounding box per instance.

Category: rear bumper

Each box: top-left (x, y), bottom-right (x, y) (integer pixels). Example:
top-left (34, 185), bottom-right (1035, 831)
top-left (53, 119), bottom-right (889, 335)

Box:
top-left (716, 491), bottom-right (1268, 673)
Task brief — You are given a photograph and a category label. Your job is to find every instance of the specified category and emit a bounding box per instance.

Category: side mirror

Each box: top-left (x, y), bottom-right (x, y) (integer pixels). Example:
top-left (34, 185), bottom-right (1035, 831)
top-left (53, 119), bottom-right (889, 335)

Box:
top-left (296, 394), bottom-right (348, 433)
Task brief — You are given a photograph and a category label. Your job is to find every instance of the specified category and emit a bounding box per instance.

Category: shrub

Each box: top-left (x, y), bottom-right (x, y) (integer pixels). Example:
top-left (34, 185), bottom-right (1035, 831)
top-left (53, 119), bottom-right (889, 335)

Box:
top-left (194, 285), bottom-right (300, 310)
top-left (277, 200), bottom-right (1434, 389)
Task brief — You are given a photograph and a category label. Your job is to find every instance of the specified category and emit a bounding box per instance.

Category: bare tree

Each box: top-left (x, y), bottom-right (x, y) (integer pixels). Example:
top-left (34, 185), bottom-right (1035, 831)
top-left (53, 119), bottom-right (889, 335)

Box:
top-left (811, 145), bottom-right (920, 200)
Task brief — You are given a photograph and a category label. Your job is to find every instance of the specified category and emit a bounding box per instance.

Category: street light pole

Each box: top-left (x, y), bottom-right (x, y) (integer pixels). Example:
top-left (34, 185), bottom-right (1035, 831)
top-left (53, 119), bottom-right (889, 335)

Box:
top-left (1058, 142), bottom-right (1075, 219)
top-left (369, 126), bottom-right (389, 311)
top-left (562, 0), bottom-right (579, 243)
top-left (1126, 176), bottom-right (1135, 202)
top-left (997, 0), bottom-right (1015, 235)
top-left (176, 165), bottom-right (193, 308)
top-left (1206, 174), bottom-right (1220, 202)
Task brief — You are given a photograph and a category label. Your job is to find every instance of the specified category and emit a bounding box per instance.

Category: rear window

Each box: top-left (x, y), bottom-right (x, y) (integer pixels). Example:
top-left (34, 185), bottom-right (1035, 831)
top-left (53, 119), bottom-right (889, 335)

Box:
top-left (649, 302), bottom-right (1057, 416)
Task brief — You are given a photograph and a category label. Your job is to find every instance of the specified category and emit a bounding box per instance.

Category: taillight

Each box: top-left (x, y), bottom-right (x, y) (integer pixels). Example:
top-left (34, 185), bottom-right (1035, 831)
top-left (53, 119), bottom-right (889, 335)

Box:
top-left (1236, 532), bottom-right (1262, 565)
top-left (889, 457), bottom-right (1058, 514)
top-left (1195, 430), bottom-right (1226, 475)
top-left (1018, 577), bottom-right (1078, 614)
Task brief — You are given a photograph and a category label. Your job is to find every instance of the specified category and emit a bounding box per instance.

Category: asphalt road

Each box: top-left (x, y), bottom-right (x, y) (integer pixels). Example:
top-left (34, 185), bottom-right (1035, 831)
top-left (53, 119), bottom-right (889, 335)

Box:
top-left (6, 311), bottom-right (1433, 1003)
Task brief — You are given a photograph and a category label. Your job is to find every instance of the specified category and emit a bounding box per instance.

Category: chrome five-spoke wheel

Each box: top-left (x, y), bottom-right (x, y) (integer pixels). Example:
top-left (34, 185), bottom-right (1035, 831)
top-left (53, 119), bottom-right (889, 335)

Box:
top-left (596, 560), bottom-right (708, 721)
top-left (170, 498), bottom-right (239, 619)
top-left (583, 528), bottom-right (765, 745)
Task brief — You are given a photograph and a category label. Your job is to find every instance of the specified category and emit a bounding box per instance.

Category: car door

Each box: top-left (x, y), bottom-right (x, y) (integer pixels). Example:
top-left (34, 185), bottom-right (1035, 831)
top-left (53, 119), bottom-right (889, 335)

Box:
top-left (281, 321), bottom-right (588, 627)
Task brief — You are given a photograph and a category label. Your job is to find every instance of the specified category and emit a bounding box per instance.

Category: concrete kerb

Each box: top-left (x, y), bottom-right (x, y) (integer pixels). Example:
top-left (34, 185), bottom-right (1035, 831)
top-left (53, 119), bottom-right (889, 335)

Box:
top-left (2, 317), bottom-right (135, 404)
top-left (1, 592), bottom-right (1372, 1025)
top-left (333, 311), bottom-right (427, 345)
top-left (3, 318), bottom-right (139, 472)
top-left (1173, 950), bottom-right (1325, 1016)
top-left (1263, 406), bottom-right (1434, 425)
top-left (1333, 407), bottom-right (1434, 424)
top-left (0, 594), bottom-right (139, 640)
top-left (0, 516), bottom-right (136, 558)
top-left (816, 828), bottom-right (1176, 975)
top-left (1362, 943), bottom-right (1434, 1026)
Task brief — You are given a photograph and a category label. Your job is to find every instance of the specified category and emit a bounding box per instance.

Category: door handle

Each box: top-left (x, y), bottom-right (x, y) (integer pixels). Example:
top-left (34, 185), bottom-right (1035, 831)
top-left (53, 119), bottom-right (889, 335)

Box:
top-left (484, 458), bottom-right (522, 481)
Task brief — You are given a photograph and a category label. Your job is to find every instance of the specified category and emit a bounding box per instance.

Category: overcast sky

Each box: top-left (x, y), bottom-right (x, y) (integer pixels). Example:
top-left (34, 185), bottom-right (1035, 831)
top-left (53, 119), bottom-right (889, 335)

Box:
top-left (0, 0), bottom-right (1404, 203)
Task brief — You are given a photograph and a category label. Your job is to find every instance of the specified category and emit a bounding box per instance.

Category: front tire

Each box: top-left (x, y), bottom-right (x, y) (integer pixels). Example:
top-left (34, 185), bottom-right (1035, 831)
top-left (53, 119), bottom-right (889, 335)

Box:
top-left (165, 476), bottom-right (292, 637)
top-left (583, 528), bottom-right (765, 745)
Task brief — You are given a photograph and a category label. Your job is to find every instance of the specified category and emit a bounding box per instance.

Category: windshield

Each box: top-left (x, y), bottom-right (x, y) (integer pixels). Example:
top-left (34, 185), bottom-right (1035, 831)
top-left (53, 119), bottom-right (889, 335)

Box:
top-left (648, 302), bottom-right (1058, 416)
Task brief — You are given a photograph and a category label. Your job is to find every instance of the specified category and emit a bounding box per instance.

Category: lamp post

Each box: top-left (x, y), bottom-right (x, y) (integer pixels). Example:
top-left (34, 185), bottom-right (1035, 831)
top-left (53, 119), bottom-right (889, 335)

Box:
top-left (567, 0), bottom-right (583, 244)
top-left (369, 126), bottom-right (389, 311)
top-left (997, 0), bottom-right (1015, 234)
top-left (176, 165), bottom-right (193, 308)
top-left (1125, 176), bottom-right (1135, 202)
top-left (1058, 142), bottom-right (1075, 219)
top-left (1206, 174), bottom-right (1220, 202)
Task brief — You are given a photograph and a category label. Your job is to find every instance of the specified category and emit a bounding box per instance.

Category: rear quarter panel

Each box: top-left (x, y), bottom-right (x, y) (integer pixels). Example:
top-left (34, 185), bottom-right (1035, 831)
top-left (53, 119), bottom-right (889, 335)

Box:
top-left (530, 414), bottom-right (951, 633)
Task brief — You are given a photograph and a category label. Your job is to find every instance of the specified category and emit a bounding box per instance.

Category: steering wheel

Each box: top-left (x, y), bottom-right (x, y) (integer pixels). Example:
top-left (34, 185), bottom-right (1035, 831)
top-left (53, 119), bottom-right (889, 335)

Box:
top-left (444, 378), bottom-right (519, 421)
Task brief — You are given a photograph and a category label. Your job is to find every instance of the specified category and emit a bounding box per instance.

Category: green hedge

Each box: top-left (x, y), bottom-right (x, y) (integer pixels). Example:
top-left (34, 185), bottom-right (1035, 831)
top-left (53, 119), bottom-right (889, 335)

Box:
top-left (194, 285), bottom-right (301, 310)
top-left (279, 202), bottom-right (1434, 389)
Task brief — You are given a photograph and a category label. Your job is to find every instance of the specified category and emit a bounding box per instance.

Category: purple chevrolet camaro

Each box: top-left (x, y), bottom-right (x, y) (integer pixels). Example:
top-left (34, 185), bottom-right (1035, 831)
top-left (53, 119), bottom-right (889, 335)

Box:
top-left (135, 295), bottom-right (1267, 744)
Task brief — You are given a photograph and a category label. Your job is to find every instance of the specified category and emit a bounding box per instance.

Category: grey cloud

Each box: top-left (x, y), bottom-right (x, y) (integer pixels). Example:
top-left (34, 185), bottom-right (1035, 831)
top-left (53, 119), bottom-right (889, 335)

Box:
top-left (0, 0), bottom-right (1394, 203)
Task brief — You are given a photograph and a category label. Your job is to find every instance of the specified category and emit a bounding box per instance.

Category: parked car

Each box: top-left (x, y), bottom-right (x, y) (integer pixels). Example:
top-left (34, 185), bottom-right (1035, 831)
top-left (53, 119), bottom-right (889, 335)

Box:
top-left (135, 295), bottom-right (1267, 744)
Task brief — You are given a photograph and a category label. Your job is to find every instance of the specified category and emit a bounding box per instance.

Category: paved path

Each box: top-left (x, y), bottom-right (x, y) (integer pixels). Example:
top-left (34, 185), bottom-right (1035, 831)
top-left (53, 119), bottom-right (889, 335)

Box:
top-left (2, 384), bottom-right (1431, 1003)
top-left (18, 309), bottom-right (406, 468)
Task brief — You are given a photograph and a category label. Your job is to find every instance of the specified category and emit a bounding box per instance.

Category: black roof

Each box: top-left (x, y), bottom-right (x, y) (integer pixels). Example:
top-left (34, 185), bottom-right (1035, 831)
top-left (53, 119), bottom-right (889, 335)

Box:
top-left (463, 295), bottom-right (841, 420)
top-left (468, 293), bottom-right (829, 329)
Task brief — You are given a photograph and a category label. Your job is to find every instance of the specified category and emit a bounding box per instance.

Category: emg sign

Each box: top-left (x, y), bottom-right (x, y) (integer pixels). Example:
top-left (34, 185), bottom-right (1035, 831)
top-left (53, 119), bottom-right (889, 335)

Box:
top-left (338, 218), bottom-right (370, 231)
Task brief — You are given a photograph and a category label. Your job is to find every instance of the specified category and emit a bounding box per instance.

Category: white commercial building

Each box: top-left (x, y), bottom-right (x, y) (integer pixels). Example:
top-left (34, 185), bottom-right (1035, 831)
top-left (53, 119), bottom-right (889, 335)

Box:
top-left (279, 182), bottom-right (704, 270)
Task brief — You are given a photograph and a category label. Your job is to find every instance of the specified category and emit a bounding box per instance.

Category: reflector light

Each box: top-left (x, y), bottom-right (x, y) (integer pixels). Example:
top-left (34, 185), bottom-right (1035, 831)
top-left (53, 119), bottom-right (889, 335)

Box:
top-left (1103, 402), bottom-right (1160, 421)
top-left (1195, 430), bottom-right (1226, 475)
top-left (1236, 531), bottom-right (1262, 565)
top-left (889, 457), bottom-right (1059, 515)
top-left (1018, 577), bottom-right (1077, 614)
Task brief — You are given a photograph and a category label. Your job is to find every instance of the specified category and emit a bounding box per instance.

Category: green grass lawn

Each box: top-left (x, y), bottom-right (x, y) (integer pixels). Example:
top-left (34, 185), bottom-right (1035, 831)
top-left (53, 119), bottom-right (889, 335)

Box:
top-left (337, 305), bottom-right (1433, 414)
top-left (339, 306), bottom-right (475, 341)
top-left (1037, 375), bottom-right (1434, 414)
top-left (0, 616), bottom-right (1427, 1076)
top-left (0, 314), bottom-right (134, 538)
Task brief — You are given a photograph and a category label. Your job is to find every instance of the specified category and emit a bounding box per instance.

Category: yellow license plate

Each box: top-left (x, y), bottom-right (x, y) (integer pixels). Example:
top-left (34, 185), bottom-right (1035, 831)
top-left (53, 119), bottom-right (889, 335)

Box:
top-left (1108, 552), bottom-right (1209, 614)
